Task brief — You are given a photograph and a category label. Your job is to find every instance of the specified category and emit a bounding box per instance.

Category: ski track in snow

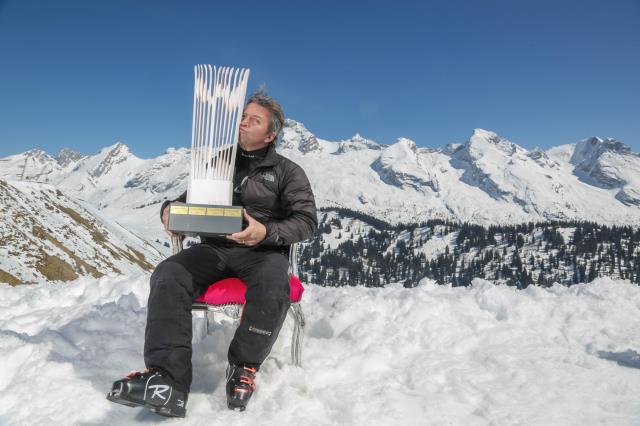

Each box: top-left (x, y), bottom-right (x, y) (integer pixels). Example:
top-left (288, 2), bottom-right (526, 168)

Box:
top-left (1, 276), bottom-right (640, 425)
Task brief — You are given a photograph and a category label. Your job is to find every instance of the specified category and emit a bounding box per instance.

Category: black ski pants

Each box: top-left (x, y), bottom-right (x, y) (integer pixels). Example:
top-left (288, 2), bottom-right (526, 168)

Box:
top-left (144, 243), bottom-right (291, 392)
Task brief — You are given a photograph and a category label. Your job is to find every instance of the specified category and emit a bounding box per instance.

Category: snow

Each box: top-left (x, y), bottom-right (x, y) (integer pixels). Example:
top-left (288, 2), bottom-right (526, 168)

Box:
top-left (1, 275), bottom-right (639, 425)
top-left (413, 226), bottom-right (458, 259)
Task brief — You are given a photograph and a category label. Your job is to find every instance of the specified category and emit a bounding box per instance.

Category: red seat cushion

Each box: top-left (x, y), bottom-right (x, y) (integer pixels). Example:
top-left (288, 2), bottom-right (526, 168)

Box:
top-left (194, 275), bottom-right (304, 305)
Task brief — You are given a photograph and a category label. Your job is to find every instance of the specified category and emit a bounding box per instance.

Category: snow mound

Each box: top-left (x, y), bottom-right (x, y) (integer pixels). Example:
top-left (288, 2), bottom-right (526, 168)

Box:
top-left (1, 276), bottom-right (639, 425)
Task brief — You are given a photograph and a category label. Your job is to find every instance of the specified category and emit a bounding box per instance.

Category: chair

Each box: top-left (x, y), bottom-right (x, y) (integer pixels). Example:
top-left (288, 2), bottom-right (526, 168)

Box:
top-left (172, 237), bottom-right (306, 366)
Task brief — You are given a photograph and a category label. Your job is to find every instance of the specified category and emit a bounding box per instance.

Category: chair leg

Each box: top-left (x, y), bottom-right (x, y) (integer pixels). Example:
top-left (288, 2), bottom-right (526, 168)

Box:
top-left (191, 310), bottom-right (216, 340)
top-left (288, 302), bottom-right (306, 366)
top-left (192, 311), bottom-right (207, 342)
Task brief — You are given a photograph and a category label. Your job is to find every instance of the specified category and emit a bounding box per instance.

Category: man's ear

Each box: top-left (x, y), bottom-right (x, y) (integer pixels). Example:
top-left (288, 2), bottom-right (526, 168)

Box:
top-left (264, 132), bottom-right (277, 144)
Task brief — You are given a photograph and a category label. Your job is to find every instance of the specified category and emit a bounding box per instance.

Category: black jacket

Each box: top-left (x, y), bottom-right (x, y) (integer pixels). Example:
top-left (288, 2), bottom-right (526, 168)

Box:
top-left (161, 144), bottom-right (318, 248)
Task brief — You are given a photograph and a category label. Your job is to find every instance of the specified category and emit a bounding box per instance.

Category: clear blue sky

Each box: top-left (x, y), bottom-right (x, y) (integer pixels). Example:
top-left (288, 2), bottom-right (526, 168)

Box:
top-left (0, 0), bottom-right (638, 158)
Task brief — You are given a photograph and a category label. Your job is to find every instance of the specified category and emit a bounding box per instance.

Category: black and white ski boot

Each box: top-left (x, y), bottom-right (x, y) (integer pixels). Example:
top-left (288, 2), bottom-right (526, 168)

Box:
top-left (226, 364), bottom-right (257, 411)
top-left (106, 369), bottom-right (188, 418)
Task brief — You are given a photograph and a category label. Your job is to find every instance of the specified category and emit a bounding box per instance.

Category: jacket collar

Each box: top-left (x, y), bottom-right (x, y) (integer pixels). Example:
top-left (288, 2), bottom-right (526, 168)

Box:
top-left (255, 143), bottom-right (279, 168)
top-left (213, 143), bottom-right (279, 169)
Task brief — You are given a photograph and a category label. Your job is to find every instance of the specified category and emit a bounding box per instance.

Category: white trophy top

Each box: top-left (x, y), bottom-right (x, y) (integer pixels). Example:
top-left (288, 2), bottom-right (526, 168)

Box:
top-left (188, 65), bottom-right (250, 205)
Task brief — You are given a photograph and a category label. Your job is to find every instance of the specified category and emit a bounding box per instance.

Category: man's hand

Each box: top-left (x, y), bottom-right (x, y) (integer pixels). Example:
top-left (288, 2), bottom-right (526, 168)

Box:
top-left (162, 204), bottom-right (183, 239)
top-left (227, 209), bottom-right (266, 246)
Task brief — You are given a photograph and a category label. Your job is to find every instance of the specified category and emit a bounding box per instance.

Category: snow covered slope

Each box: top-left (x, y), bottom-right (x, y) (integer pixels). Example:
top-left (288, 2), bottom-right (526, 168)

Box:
top-left (0, 275), bottom-right (638, 425)
top-left (0, 143), bottom-right (190, 252)
top-left (0, 180), bottom-right (163, 283)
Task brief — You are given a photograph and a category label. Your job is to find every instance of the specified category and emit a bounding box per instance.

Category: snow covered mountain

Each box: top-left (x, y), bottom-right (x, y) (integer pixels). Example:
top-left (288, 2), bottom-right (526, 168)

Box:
top-left (0, 179), bottom-right (163, 283)
top-left (1, 122), bottom-right (638, 252)
top-left (279, 124), bottom-right (640, 226)
top-left (568, 137), bottom-right (640, 206)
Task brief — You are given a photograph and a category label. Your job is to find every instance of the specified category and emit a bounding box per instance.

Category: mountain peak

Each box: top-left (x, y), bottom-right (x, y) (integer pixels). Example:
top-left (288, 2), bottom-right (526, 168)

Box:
top-left (395, 137), bottom-right (417, 149)
top-left (333, 133), bottom-right (382, 154)
top-left (383, 138), bottom-right (420, 159)
top-left (386, 137), bottom-right (419, 156)
top-left (569, 136), bottom-right (637, 194)
top-left (350, 133), bottom-right (380, 144)
top-left (106, 141), bottom-right (130, 154)
top-left (90, 141), bottom-right (136, 178)
top-left (55, 148), bottom-right (84, 167)
top-left (283, 118), bottom-right (311, 134)
top-left (280, 119), bottom-right (320, 153)
top-left (22, 149), bottom-right (56, 165)
top-left (472, 128), bottom-right (499, 140)
top-left (571, 136), bottom-right (633, 167)
top-left (165, 147), bottom-right (189, 155)
top-left (467, 129), bottom-right (518, 156)
top-left (579, 136), bottom-right (631, 155)
top-left (24, 148), bottom-right (48, 156)
top-left (94, 141), bottom-right (132, 160)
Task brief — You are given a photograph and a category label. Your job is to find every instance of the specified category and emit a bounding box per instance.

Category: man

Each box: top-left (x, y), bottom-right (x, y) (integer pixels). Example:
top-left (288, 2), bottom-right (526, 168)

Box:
top-left (107, 91), bottom-right (317, 417)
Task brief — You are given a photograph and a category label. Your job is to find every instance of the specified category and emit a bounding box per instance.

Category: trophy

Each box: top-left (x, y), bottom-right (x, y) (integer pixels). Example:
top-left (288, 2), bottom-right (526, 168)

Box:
top-left (168, 65), bottom-right (251, 236)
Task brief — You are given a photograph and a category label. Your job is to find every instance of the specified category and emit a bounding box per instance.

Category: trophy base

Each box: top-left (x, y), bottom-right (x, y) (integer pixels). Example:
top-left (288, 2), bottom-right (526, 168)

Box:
top-left (168, 202), bottom-right (243, 236)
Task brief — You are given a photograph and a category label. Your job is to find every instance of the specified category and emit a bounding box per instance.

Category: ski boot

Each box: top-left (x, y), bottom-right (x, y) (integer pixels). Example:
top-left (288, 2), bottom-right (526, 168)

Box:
top-left (106, 368), bottom-right (188, 418)
top-left (226, 364), bottom-right (258, 411)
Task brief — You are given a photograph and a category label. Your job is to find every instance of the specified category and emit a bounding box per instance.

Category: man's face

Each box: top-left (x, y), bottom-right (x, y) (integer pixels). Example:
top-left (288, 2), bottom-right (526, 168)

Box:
top-left (239, 102), bottom-right (275, 151)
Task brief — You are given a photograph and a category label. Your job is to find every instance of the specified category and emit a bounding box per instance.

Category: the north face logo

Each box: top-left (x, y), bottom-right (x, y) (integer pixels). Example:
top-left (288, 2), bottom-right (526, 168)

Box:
top-left (262, 173), bottom-right (275, 183)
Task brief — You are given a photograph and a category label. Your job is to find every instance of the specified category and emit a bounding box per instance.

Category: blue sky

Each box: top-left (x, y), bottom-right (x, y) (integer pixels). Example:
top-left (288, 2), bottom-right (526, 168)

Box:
top-left (0, 0), bottom-right (638, 158)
